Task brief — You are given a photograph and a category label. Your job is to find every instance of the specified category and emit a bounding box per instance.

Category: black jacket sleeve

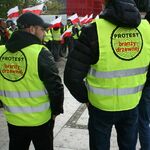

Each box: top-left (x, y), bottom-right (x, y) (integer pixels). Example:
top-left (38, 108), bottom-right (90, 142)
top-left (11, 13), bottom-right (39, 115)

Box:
top-left (38, 48), bottom-right (64, 115)
top-left (64, 23), bottom-right (99, 103)
top-left (144, 65), bottom-right (150, 87)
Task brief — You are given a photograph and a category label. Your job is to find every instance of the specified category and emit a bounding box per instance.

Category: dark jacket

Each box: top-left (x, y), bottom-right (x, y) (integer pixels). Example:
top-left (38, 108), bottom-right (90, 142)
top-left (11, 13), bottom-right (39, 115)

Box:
top-left (5, 30), bottom-right (64, 115)
top-left (64, 0), bottom-right (141, 103)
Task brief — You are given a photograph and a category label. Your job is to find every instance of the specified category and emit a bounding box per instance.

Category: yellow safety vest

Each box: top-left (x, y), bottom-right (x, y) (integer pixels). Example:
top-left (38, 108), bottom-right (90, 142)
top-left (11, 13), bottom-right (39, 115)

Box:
top-left (44, 30), bottom-right (53, 42)
top-left (86, 19), bottom-right (150, 111)
top-left (51, 28), bottom-right (61, 41)
top-left (0, 44), bottom-right (51, 126)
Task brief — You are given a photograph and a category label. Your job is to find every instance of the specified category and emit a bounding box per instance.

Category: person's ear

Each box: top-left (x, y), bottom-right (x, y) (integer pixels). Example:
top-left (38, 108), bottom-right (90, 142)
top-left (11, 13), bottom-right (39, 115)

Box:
top-left (29, 26), bottom-right (36, 34)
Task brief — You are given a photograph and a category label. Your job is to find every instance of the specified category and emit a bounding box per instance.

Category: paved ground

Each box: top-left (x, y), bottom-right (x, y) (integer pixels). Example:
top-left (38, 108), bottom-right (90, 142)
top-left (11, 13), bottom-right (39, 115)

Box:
top-left (0, 58), bottom-right (140, 150)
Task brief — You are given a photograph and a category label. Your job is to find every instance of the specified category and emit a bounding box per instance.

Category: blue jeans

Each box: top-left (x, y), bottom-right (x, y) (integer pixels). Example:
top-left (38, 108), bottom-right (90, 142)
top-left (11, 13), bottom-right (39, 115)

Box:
top-left (138, 86), bottom-right (150, 150)
top-left (88, 105), bottom-right (138, 150)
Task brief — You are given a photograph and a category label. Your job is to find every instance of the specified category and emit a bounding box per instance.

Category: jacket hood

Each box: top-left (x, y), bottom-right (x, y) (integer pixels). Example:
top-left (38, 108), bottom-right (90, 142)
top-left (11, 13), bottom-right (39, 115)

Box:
top-left (100, 0), bottom-right (141, 27)
top-left (5, 30), bottom-right (41, 53)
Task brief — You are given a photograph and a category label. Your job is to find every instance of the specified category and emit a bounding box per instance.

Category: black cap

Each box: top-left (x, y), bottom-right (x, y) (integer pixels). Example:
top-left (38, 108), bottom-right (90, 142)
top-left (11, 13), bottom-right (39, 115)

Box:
top-left (17, 12), bottom-right (50, 29)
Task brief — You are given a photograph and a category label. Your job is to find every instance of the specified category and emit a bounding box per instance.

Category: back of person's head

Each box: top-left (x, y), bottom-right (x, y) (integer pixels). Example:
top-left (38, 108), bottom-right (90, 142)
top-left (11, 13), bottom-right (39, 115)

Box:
top-left (145, 11), bottom-right (150, 23)
top-left (101, 0), bottom-right (140, 28)
top-left (67, 19), bottom-right (72, 25)
top-left (105, 0), bottom-right (136, 6)
top-left (17, 12), bottom-right (51, 42)
top-left (17, 12), bottom-right (50, 30)
top-left (55, 16), bottom-right (58, 19)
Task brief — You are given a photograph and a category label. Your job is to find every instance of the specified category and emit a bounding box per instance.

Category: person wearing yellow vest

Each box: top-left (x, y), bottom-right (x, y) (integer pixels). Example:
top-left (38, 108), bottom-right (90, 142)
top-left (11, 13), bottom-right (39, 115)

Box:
top-left (43, 28), bottom-right (53, 51)
top-left (7, 22), bottom-right (18, 38)
top-left (64, 19), bottom-right (74, 54)
top-left (51, 27), bottom-right (62, 61)
top-left (64, 0), bottom-right (150, 149)
top-left (137, 11), bottom-right (150, 150)
top-left (0, 12), bottom-right (64, 150)
top-left (72, 23), bottom-right (81, 47)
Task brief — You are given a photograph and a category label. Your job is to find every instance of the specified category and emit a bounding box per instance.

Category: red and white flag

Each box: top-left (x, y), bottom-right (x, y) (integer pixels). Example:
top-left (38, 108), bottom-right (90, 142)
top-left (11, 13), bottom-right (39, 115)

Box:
top-left (68, 13), bottom-right (79, 24)
top-left (22, 4), bottom-right (44, 15)
top-left (61, 28), bottom-right (72, 39)
top-left (80, 15), bottom-right (88, 25)
top-left (7, 6), bottom-right (19, 19)
top-left (50, 16), bottom-right (62, 28)
top-left (85, 14), bottom-right (93, 24)
top-left (95, 15), bottom-right (99, 19)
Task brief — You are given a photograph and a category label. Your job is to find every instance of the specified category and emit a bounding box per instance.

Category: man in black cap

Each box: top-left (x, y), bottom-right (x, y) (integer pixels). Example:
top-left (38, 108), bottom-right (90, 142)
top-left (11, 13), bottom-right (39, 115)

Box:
top-left (64, 0), bottom-right (150, 149)
top-left (0, 12), bottom-right (64, 150)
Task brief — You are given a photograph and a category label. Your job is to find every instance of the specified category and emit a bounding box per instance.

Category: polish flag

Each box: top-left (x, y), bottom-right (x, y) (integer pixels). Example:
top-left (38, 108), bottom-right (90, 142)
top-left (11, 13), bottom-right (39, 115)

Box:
top-left (85, 14), bottom-right (93, 24)
top-left (22, 4), bottom-right (44, 15)
top-left (80, 15), bottom-right (88, 25)
top-left (7, 6), bottom-right (19, 19)
top-left (68, 13), bottom-right (79, 24)
top-left (95, 15), bottom-right (99, 19)
top-left (50, 16), bottom-right (62, 28)
top-left (61, 28), bottom-right (72, 40)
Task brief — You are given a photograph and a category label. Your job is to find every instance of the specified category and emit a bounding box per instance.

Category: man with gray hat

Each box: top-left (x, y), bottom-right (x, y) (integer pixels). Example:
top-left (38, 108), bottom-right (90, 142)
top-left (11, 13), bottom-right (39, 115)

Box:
top-left (64, 0), bottom-right (150, 149)
top-left (0, 12), bottom-right (64, 150)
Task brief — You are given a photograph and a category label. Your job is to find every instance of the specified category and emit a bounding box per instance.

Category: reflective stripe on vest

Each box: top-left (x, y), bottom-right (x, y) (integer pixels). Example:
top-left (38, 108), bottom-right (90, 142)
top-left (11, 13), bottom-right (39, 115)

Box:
top-left (0, 89), bottom-right (48, 98)
top-left (4, 101), bottom-right (50, 113)
top-left (86, 83), bottom-right (144, 96)
top-left (89, 66), bottom-right (148, 78)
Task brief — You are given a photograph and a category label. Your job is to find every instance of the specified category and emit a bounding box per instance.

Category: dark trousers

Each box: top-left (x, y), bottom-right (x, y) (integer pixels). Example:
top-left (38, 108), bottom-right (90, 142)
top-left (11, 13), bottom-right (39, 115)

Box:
top-left (138, 86), bottom-right (150, 150)
top-left (65, 37), bottom-right (74, 55)
top-left (88, 105), bottom-right (138, 150)
top-left (8, 119), bottom-right (54, 150)
top-left (51, 41), bottom-right (61, 61)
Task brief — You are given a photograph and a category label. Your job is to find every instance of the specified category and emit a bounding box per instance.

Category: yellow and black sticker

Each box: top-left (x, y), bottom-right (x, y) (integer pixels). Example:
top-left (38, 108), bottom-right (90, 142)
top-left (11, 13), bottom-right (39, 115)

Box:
top-left (111, 27), bottom-right (143, 60)
top-left (0, 50), bottom-right (27, 82)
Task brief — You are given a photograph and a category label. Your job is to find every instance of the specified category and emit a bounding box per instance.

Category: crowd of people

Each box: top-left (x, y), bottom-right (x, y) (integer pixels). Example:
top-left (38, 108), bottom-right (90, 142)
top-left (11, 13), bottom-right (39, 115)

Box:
top-left (0, 0), bottom-right (150, 150)
top-left (0, 14), bottom-right (82, 62)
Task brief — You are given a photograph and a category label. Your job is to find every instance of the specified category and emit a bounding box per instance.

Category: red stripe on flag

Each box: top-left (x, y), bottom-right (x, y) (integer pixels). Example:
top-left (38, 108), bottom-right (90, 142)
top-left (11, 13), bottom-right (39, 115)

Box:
top-left (8, 12), bottom-right (19, 19)
top-left (22, 9), bottom-right (42, 15)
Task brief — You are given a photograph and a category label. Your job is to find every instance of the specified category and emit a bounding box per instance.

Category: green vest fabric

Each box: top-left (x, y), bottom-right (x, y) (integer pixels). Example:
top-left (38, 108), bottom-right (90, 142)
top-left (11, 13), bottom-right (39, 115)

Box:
top-left (0, 44), bottom-right (51, 126)
top-left (65, 25), bottom-right (72, 30)
top-left (51, 28), bottom-right (61, 41)
top-left (44, 30), bottom-right (53, 42)
top-left (73, 33), bottom-right (78, 40)
top-left (65, 25), bottom-right (73, 35)
top-left (86, 19), bottom-right (150, 111)
top-left (73, 25), bottom-right (80, 40)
